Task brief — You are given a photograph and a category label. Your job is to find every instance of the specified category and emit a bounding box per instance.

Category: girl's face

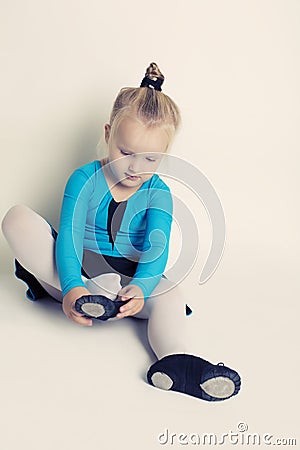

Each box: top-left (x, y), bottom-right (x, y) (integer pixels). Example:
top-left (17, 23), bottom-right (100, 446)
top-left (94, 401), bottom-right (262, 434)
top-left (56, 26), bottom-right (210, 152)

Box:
top-left (104, 116), bottom-right (169, 188)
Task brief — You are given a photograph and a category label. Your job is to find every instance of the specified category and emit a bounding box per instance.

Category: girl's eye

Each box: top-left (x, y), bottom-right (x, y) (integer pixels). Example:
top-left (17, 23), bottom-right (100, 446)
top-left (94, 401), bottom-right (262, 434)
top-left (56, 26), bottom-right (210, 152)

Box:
top-left (120, 149), bottom-right (156, 162)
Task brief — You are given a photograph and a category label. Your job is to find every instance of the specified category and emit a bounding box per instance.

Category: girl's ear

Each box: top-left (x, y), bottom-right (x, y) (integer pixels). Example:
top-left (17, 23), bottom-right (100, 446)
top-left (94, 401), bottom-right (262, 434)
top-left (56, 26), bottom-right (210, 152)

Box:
top-left (104, 123), bottom-right (111, 144)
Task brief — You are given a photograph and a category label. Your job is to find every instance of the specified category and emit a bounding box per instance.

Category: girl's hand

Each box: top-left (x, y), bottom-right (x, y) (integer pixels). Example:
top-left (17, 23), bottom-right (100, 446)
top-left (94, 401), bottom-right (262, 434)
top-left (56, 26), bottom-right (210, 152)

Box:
top-left (116, 284), bottom-right (145, 318)
top-left (62, 286), bottom-right (93, 326)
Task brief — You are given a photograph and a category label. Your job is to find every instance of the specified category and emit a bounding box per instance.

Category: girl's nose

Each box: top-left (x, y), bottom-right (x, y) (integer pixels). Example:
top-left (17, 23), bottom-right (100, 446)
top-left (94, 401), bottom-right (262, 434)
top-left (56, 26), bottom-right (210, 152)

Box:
top-left (128, 156), bottom-right (143, 174)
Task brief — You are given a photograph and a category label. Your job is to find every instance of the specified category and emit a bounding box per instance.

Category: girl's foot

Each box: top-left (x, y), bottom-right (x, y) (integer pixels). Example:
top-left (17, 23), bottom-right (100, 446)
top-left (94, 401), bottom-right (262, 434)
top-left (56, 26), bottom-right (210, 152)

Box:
top-left (14, 258), bottom-right (49, 301)
top-left (75, 294), bottom-right (129, 321)
top-left (147, 353), bottom-right (241, 401)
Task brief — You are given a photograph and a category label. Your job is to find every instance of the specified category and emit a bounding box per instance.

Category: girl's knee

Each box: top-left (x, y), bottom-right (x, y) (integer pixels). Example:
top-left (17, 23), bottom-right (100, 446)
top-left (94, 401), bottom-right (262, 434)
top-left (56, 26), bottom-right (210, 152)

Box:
top-left (1, 204), bottom-right (29, 236)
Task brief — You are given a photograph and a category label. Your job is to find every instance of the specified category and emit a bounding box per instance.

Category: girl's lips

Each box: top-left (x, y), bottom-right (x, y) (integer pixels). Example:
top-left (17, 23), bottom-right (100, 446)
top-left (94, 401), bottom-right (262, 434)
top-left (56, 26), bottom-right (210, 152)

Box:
top-left (125, 173), bottom-right (140, 180)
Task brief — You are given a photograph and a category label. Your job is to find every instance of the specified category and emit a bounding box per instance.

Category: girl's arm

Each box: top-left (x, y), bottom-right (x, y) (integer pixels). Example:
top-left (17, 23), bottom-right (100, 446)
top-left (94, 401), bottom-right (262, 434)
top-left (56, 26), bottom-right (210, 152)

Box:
top-left (127, 185), bottom-right (173, 301)
top-left (56, 167), bottom-right (93, 298)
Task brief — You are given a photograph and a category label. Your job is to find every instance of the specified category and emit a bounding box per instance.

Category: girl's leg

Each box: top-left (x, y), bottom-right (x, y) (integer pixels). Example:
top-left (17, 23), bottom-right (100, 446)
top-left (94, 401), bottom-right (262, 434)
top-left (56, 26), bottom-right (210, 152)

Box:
top-left (133, 277), bottom-right (189, 360)
top-left (1, 204), bottom-right (63, 301)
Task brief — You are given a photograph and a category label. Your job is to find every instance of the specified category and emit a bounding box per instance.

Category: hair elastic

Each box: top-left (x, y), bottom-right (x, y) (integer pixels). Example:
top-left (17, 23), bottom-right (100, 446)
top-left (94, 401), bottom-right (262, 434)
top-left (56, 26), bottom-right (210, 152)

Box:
top-left (140, 75), bottom-right (163, 91)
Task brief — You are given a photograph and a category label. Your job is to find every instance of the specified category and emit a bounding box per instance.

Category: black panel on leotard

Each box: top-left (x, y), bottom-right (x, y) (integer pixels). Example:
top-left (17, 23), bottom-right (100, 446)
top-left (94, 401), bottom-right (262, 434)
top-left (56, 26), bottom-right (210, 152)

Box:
top-left (107, 198), bottom-right (127, 250)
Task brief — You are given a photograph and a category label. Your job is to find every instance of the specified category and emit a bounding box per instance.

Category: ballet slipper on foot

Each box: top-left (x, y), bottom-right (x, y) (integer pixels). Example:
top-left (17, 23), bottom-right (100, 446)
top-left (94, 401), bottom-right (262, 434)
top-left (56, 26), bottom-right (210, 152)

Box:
top-left (147, 353), bottom-right (241, 402)
top-left (14, 259), bottom-right (49, 301)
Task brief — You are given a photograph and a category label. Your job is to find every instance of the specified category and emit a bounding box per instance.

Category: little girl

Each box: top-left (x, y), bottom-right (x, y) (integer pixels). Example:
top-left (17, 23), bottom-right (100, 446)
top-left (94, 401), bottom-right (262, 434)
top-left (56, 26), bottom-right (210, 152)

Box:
top-left (1, 62), bottom-right (241, 402)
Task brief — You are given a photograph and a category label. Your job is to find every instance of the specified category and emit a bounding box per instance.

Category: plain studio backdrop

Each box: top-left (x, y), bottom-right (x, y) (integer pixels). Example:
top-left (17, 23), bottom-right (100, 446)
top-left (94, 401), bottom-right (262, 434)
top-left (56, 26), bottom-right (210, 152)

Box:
top-left (0, 1), bottom-right (299, 450)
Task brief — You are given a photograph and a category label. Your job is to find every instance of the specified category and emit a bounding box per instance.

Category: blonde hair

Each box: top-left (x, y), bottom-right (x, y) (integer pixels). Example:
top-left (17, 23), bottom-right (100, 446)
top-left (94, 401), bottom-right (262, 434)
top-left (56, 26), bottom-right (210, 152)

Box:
top-left (97, 62), bottom-right (181, 160)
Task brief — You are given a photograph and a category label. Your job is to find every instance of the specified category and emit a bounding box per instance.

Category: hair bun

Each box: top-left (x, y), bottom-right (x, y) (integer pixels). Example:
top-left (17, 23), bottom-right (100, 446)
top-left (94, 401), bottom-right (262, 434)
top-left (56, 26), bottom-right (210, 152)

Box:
top-left (140, 62), bottom-right (165, 91)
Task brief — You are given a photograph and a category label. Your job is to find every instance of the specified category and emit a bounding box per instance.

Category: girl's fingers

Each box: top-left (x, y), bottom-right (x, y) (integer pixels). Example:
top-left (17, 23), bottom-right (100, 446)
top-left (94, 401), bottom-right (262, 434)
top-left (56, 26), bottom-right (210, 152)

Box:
top-left (117, 308), bottom-right (133, 318)
top-left (119, 299), bottom-right (136, 313)
top-left (118, 300), bottom-right (143, 318)
top-left (117, 304), bottom-right (135, 318)
top-left (70, 310), bottom-right (92, 326)
top-left (119, 293), bottom-right (133, 301)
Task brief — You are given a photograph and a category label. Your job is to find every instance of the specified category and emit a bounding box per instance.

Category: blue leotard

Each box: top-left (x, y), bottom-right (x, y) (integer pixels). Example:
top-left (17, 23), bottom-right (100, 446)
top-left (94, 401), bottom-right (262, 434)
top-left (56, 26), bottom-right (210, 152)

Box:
top-left (55, 159), bottom-right (173, 300)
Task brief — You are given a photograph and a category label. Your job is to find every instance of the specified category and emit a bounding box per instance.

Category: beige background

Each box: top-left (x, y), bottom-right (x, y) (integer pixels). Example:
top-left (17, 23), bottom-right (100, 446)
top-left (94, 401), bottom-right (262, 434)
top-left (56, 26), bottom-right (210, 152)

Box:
top-left (0, 1), bottom-right (299, 449)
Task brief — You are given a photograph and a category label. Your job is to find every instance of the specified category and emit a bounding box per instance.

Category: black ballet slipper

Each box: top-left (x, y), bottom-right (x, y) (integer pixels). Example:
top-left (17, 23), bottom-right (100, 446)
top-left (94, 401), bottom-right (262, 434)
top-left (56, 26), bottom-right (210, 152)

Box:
top-left (14, 259), bottom-right (49, 301)
top-left (75, 294), bottom-right (129, 321)
top-left (147, 353), bottom-right (241, 402)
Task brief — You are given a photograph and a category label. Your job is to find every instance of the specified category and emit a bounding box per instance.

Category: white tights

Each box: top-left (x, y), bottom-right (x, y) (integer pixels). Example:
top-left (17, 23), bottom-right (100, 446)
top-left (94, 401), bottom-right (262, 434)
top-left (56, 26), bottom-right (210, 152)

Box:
top-left (1, 204), bottom-right (190, 360)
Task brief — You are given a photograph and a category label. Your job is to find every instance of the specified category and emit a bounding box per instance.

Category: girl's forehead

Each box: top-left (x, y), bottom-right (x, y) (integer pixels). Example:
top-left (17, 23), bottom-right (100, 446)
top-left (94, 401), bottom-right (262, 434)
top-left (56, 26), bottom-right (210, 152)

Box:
top-left (116, 117), bottom-right (169, 153)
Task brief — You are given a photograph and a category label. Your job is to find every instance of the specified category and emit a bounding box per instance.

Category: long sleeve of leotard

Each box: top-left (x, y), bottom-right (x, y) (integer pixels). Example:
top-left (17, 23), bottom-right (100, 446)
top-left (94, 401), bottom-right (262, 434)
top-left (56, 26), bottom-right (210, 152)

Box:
top-left (127, 186), bottom-right (173, 301)
top-left (55, 168), bottom-right (93, 297)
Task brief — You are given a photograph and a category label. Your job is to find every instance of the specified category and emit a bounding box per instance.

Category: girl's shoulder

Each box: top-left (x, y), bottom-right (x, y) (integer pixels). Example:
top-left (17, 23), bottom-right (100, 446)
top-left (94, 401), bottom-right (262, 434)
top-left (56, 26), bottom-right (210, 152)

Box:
top-left (79, 159), bottom-right (100, 172)
top-left (71, 159), bottom-right (102, 179)
top-left (147, 174), bottom-right (172, 212)
top-left (66, 160), bottom-right (101, 191)
top-left (148, 172), bottom-right (171, 193)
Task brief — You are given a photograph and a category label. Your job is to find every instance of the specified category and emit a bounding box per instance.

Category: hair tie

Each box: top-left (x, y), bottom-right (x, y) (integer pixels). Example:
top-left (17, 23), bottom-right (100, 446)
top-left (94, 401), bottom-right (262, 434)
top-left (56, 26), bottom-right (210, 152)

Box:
top-left (140, 75), bottom-right (163, 91)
